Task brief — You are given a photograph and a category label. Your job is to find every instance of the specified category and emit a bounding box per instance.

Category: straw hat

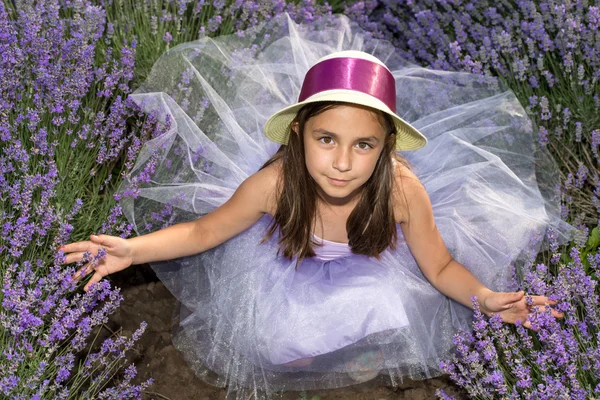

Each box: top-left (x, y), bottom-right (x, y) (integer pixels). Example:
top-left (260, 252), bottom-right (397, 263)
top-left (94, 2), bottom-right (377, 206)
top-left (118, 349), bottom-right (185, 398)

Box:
top-left (264, 50), bottom-right (427, 151)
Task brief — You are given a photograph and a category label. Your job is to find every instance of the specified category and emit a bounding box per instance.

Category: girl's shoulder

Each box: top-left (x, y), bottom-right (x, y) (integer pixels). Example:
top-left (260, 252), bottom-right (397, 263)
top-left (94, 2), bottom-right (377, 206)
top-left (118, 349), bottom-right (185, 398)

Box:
top-left (392, 156), bottom-right (427, 224)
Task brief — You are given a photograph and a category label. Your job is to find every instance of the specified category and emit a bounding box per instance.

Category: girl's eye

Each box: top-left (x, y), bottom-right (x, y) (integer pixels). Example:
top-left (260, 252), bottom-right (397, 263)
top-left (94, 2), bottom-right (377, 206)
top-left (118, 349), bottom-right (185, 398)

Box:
top-left (357, 142), bottom-right (373, 150)
top-left (319, 137), bottom-right (333, 145)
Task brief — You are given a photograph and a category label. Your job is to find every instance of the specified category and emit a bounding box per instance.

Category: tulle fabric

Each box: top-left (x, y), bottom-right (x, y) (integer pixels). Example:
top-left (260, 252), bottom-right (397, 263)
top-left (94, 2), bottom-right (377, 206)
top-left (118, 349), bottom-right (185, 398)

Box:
top-left (117, 13), bottom-right (572, 399)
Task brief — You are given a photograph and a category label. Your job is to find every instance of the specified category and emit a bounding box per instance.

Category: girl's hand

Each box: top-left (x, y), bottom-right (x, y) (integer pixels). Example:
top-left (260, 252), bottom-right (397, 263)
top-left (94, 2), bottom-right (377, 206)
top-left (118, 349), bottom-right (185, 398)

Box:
top-left (480, 291), bottom-right (563, 329)
top-left (60, 234), bottom-right (134, 292)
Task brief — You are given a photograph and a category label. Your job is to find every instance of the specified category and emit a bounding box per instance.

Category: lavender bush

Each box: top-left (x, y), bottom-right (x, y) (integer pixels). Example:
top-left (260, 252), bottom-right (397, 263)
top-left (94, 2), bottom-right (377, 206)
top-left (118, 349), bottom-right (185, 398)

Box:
top-left (0, 0), bottom-right (159, 396)
top-left (1, 0), bottom-right (334, 398)
top-left (436, 227), bottom-right (600, 399)
top-left (345, 0), bottom-right (600, 226)
top-left (101, 0), bottom-right (335, 87)
top-left (5, 0), bottom-right (598, 397)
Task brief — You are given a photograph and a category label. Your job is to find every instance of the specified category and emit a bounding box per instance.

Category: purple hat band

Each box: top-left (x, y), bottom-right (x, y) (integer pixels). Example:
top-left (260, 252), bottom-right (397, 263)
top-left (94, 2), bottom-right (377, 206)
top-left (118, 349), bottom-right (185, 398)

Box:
top-left (298, 57), bottom-right (397, 112)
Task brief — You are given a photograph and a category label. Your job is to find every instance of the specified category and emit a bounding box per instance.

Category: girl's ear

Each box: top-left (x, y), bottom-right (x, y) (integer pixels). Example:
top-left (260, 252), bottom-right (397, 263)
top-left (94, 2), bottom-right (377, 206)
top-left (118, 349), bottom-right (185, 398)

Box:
top-left (291, 121), bottom-right (299, 136)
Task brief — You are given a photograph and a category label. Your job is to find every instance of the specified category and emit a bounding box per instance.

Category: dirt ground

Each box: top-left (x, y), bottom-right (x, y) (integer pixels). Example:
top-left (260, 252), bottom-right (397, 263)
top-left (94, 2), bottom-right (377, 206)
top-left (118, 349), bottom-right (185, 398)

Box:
top-left (106, 265), bottom-right (468, 400)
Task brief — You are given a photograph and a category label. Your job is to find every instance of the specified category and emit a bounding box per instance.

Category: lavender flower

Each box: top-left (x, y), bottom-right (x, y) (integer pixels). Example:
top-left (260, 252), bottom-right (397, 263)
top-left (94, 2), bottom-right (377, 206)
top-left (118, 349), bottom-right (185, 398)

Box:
top-left (346, 0), bottom-right (600, 224)
top-left (0, 0), bottom-right (165, 397)
top-left (441, 229), bottom-right (600, 399)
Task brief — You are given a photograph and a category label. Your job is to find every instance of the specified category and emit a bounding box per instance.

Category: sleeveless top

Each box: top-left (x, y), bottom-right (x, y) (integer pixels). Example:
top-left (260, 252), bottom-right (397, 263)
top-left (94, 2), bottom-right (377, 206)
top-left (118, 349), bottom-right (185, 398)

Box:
top-left (312, 234), bottom-right (353, 261)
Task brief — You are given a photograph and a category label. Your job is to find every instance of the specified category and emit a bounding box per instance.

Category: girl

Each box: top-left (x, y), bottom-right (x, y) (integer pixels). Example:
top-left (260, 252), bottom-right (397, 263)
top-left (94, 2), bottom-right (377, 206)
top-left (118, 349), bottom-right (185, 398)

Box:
top-left (61, 14), bottom-right (569, 399)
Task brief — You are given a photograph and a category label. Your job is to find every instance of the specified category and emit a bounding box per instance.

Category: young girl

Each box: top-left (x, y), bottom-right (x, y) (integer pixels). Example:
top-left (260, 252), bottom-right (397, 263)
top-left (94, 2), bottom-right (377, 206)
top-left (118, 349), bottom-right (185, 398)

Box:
top-left (61, 14), bottom-right (568, 399)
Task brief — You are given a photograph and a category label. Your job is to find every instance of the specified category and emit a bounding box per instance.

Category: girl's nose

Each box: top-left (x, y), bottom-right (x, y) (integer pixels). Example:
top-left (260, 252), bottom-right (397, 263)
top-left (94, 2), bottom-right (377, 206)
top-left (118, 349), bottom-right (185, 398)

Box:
top-left (333, 148), bottom-right (352, 172)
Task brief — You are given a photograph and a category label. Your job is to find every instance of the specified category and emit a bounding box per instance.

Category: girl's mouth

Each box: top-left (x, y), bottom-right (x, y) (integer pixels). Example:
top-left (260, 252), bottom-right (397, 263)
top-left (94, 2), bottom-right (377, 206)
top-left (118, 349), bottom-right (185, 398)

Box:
top-left (327, 177), bottom-right (350, 186)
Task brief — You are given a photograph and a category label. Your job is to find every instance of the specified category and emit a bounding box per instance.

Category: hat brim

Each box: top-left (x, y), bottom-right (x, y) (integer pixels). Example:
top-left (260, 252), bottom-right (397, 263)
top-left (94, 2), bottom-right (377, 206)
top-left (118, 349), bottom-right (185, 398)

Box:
top-left (264, 89), bottom-right (427, 151)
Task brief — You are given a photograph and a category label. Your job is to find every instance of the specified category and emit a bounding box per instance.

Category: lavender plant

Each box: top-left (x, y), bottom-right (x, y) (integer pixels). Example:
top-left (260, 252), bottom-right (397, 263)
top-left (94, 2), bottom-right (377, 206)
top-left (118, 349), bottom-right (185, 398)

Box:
top-left (436, 227), bottom-right (600, 399)
top-left (1, 0), bottom-right (334, 397)
top-left (0, 0), bottom-right (161, 396)
top-left (345, 0), bottom-right (600, 226)
top-left (101, 0), bottom-right (335, 87)
top-left (1, 258), bottom-right (153, 398)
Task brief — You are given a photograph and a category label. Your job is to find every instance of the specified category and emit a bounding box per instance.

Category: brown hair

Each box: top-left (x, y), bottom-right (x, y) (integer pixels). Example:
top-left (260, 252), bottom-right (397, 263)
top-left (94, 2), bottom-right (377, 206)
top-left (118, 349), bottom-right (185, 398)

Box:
top-left (261, 101), bottom-right (410, 263)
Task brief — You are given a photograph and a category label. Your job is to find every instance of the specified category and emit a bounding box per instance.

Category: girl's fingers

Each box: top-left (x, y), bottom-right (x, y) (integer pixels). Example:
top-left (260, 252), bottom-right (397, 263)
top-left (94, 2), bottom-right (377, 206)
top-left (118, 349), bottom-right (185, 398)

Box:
top-left (72, 263), bottom-right (93, 282)
top-left (493, 292), bottom-right (518, 308)
top-left (60, 241), bottom-right (90, 254)
top-left (528, 296), bottom-right (544, 305)
top-left (62, 251), bottom-right (87, 265)
top-left (497, 291), bottom-right (525, 310)
top-left (505, 291), bottom-right (524, 306)
top-left (73, 264), bottom-right (108, 291)
top-left (529, 295), bottom-right (558, 306)
top-left (84, 271), bottom-right (104, 292)
top-left (531, 305), bottom-right (564, 318)
top-left (535, 305), bottom-right (546, 313)
top-left (485, 292), bottom-right (521, 312)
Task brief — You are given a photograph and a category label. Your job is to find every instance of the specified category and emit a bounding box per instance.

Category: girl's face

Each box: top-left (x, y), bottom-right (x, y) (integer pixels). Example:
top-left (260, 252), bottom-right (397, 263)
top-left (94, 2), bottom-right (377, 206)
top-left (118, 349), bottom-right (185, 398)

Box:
top-left (299, 104), bottom-right (388, 206)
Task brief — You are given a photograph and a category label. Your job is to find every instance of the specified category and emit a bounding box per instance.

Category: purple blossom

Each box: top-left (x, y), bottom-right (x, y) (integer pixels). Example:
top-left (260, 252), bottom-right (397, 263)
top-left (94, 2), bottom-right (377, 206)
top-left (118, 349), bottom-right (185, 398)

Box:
top-left (575, 163), bottom-right (588, 189)
top-left (539, 96), bottom-right (551, 120)
top-left (537, 126), bottom-right (549, 146)
top-left (442, 235), bottom-right (600, 398)
top-left (0, 1), bottom-right (167, 395)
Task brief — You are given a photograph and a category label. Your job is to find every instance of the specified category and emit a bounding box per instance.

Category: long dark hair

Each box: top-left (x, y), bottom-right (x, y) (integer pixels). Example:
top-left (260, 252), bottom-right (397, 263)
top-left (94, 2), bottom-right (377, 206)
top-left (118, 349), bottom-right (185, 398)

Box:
top-left (261, 101), bottom-right (410, 263)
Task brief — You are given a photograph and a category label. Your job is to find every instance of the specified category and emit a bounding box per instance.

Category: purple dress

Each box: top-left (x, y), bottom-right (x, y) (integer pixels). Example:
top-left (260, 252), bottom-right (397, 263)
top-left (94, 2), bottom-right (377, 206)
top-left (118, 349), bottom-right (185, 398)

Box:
top-left (117, 13), bottom-right (571, 400)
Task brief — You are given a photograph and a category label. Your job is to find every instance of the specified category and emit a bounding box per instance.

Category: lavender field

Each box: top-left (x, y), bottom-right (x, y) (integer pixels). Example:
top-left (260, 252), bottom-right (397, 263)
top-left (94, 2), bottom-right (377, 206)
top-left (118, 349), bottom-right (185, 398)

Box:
top-left (1, 0), bottom-right (599, 399)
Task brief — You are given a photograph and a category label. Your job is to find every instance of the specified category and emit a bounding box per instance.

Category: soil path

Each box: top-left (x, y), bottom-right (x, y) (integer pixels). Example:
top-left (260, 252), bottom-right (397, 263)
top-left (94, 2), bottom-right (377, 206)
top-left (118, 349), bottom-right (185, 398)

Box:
top-left (107, 265), bottom-right (467, 400)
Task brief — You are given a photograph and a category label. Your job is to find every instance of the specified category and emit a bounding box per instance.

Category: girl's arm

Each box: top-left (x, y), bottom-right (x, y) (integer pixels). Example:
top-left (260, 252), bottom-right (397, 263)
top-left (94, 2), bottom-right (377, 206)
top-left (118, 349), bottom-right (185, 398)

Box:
top-left (129, 164), bottom-right (277, 265)
top-left (394, 168), bottom-right (559, 325)
top-left (61, 164), bottom-right (278, 291)
top-left (395, 171), bottom-right (489, 308)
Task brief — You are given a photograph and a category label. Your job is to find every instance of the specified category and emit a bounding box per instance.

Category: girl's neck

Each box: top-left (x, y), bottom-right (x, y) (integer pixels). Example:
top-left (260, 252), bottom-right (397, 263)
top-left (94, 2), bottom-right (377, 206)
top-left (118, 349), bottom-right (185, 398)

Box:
top-left (316, 186), bottom-right (362, 209)
top-left (313, 195), bottom-right (359, 244)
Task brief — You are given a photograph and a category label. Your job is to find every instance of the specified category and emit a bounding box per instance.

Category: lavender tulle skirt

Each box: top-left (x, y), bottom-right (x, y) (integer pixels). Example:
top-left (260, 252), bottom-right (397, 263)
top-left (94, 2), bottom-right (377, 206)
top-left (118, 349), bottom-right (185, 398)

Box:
top-left (117, 13), bottom-right (571, 399)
